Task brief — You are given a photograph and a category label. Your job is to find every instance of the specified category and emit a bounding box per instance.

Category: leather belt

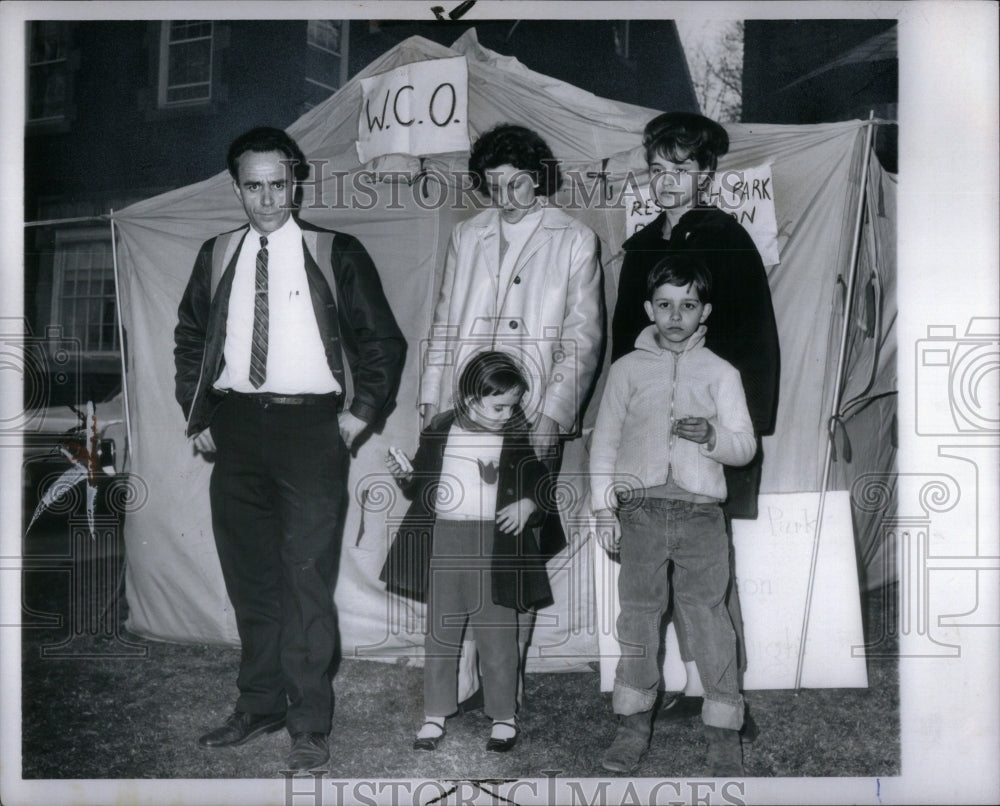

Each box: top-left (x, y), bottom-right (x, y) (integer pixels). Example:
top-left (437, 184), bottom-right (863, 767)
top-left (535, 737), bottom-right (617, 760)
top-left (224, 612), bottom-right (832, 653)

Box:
top-left (227, 391), bottom-right (341, 407)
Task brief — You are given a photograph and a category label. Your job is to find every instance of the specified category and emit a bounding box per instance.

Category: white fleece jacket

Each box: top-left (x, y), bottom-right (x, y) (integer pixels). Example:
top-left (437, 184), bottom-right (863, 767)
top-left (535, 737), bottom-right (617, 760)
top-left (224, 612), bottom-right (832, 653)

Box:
top-left (589, 324), bottom-right (756, 512)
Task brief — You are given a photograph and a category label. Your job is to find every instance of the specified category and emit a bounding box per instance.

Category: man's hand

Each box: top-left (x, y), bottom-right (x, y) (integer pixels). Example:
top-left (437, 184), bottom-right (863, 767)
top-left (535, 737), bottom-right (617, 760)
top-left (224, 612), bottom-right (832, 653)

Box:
top-left (593, 508), bottom-right (621, 553)
top-left (338, 411), bottom-right (367, 449)
top-left (531, 414), bottom-right (560, 460)
top-left (192, 428), bottom-right (216, 454)
top-left (419, 403), bottom-right (438, 430)
top-left (496, 497), bottom-right (538, 534)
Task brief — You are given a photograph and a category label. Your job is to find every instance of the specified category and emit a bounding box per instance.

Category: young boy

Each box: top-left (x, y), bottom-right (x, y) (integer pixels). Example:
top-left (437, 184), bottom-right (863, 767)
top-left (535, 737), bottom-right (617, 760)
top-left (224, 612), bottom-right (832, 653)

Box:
top-left (590, 253), bottom-right (757, 776)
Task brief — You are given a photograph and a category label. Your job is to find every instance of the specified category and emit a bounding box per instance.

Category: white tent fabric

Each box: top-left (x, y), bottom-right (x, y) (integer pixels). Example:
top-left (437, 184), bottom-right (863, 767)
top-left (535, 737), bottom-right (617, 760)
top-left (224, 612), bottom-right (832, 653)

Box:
top-left (113, 31), bottom-right (895, 660)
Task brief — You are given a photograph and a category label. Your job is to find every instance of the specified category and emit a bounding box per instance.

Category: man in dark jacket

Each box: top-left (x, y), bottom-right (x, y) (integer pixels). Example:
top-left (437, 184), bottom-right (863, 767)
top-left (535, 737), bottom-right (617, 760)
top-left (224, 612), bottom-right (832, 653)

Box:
top-left (174, 126), bottom-right (405, 772)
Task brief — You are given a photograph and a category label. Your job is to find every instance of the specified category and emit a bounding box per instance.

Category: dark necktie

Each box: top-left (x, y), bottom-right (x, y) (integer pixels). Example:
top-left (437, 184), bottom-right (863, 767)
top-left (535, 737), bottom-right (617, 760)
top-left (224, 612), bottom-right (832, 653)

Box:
top-left (249, 235), bottom-right (268, 388)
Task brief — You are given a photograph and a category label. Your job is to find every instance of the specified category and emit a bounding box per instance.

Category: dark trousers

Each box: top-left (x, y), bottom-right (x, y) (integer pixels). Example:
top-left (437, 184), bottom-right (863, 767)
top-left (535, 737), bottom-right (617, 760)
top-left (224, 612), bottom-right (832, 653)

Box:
top-left (209, 393), bottom-right (348, 735)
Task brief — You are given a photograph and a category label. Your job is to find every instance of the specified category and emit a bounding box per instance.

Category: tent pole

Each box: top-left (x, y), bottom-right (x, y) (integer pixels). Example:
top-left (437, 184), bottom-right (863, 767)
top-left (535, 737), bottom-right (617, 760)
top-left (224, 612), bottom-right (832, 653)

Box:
top-left (108, 211), bottom-right (133, 466)
top-left (794, 113), bottom-right (877, 690)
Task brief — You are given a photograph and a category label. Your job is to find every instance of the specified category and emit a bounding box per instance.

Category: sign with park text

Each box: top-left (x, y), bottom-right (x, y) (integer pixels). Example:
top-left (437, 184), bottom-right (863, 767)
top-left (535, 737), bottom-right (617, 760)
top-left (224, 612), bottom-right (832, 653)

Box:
top-left (356, 56), bottom-right (470, 164)
top-left (624, 162), bottom-right (781, 265)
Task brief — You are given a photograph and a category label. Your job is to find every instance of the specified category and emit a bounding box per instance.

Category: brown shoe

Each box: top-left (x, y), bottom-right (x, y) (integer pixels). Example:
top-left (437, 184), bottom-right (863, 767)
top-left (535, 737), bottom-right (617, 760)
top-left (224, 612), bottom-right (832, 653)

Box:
top-left (287, 732), bottom-right (330, 772)
top-left (705, 725), bottom-right (744, 776)
top-left (198, 710), bottom-right (285, 748)
top-left (600, 711), bottom-right (652, 773)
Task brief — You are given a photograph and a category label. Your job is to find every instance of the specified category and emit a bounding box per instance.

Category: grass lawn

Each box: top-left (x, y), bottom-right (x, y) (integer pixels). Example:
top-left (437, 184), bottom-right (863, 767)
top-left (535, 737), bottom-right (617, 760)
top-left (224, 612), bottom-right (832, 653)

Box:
top-left (20, 547), bottom-right (899, 781)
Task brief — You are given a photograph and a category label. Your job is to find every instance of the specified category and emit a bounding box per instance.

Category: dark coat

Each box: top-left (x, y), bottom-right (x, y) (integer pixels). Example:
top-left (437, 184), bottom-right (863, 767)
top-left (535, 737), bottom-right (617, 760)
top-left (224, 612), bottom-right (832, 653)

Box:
top-left (611, 208), bottom-right (781, 519)
top-left (174, 219), bottom-right (407, 436)
top-left (379, 409), bottom-right (560, 612)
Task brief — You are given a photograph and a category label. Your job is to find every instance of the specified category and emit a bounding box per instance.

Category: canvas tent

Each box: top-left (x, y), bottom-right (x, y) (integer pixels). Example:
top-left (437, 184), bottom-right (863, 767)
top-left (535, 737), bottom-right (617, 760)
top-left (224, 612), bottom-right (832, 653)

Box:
top-left (112, 31), bottom-right (896, 675)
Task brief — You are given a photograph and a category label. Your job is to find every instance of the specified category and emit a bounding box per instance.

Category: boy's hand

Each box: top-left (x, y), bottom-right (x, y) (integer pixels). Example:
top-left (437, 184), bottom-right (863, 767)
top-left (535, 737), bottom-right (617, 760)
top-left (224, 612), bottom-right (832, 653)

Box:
top-left (496, 497), bottom-right (538, 534)
top-left (594, 508), bottom-right (621, 553)
top-left (385, 446), bottom-right (414, 481)
top-left (672, 416), bottom-right (715, 448)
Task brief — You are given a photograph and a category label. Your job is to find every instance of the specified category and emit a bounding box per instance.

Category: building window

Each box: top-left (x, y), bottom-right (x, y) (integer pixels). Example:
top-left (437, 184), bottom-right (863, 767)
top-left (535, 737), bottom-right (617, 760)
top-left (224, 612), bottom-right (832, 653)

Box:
top-left (304, 20), bottom-right (349, 109)
top-left (51, 230), bottom-right (119, 358)
top-left (27, 21), bottom-right (71, 122)
top-left (158, 21), bottom-right (214, 106)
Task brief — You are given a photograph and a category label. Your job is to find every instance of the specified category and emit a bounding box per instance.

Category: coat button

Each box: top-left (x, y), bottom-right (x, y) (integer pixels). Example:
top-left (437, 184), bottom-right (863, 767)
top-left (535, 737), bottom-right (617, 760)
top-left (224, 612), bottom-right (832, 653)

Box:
top-left (505, 488), bottom-right (514, 495)
top-left (513, 276), bottom-right (521, 284)
top-left (509, 320), bottom-right (518, 329)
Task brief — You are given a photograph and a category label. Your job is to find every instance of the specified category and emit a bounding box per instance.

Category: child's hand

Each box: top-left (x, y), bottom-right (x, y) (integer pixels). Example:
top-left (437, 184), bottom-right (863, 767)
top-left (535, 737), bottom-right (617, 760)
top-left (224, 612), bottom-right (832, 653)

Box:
top-left (593, 508), bottom-right (621, 553)
top-left (672, 417), bottom-right (715, 447)
top-left (496, 497), bottom-right (538, 534)
top-left (385, 446), bottom-right (414, 481)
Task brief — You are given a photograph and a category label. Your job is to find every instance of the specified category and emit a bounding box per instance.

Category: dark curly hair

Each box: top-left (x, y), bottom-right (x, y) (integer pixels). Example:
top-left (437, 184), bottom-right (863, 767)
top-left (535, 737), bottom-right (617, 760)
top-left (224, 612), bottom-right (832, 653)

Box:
top-left (468, 124), bottom-right (562, 198)
top-left (642, 112), bottom-right (729, 172)
top-left (227, 126), bottom-right (310, 182)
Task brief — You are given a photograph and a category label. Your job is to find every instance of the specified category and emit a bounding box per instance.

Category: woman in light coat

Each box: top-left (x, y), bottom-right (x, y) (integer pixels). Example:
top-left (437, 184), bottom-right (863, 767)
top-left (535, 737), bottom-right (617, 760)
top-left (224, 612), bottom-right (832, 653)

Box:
top-left (418, 123), bottom-right (604, 709)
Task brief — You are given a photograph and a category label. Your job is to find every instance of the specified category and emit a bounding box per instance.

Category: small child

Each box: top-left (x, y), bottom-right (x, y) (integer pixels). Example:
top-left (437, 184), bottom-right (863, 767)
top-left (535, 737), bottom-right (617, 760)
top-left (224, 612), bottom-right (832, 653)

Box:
top-left (380, 351), bottom-right (561, 753)
top-left (590, 253), bottom-right (757, 776)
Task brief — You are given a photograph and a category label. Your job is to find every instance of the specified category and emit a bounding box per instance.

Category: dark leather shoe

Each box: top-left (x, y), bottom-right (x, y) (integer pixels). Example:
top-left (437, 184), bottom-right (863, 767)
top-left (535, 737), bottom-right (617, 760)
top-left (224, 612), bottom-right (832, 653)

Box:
top-left (198, 710), bottom-right (285, 748)
top-left (658, 693), bottom-right (703, 723)
top-left (287, 732), bottom-right (330, 771)
top-left (412, 721), bottom-right (446, 751)
top-left (485, 722), bottom-right (519, 753)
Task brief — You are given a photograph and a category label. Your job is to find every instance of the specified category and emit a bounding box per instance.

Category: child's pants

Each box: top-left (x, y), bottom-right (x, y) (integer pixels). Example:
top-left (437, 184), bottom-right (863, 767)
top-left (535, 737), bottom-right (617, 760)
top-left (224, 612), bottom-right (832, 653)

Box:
top-left (614, 498), bottom-right (744, 730)
top-left (424, 519), bottom-right (518, 721)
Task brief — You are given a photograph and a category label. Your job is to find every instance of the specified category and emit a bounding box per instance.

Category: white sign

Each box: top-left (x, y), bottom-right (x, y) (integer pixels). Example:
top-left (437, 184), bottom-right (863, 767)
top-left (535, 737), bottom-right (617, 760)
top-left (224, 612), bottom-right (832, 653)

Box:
top-left (595, 491), bottom-right (868, 691)
top-left (356, 56), bottom-right (470, 164)
top-left (624, 162), bottom-right (781, 266)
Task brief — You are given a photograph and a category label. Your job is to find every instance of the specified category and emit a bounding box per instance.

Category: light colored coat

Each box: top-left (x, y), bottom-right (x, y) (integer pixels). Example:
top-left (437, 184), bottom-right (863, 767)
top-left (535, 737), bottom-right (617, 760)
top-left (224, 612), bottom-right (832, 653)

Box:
top-left (589, 325), bottom-right (756, 512)
top-left (420, 203), bottom-right (603, 433)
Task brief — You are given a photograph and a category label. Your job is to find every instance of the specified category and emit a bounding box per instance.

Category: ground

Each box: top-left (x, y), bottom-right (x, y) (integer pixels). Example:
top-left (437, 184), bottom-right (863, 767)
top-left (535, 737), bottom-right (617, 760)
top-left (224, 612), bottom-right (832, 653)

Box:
top-left (18, 512), bottom-right (899, 781)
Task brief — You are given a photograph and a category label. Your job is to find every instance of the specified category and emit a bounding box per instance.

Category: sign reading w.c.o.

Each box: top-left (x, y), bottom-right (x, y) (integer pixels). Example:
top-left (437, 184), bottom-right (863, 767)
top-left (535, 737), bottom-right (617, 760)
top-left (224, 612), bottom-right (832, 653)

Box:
top-left (356, 56), bottom-right (471, 164)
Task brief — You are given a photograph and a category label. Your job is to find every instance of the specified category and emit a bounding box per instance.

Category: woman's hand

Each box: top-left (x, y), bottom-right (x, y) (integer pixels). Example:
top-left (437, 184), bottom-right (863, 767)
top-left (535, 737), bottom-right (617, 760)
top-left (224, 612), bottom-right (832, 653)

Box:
top-left (419, 404), bottom-right (438, 430)
top-left (496, 497), bottom-right (538, 534)
top-left (531, 414), bottom-right (560, 460)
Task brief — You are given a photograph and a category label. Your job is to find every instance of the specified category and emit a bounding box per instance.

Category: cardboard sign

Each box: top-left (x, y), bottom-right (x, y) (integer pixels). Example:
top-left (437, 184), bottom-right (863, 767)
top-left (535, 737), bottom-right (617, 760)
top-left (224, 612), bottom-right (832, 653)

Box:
top-left (623, 162), bottom-right (781, 266)
top-left (356, 56), bottom-right (470, 164)
top-left (595, 491), bottom-right (868, 691)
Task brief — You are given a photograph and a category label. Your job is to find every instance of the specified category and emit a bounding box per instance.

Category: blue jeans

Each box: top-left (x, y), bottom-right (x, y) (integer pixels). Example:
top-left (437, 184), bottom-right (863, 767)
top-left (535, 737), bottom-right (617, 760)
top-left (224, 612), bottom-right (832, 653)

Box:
top-left (614, 498), bottom-right (744, 730)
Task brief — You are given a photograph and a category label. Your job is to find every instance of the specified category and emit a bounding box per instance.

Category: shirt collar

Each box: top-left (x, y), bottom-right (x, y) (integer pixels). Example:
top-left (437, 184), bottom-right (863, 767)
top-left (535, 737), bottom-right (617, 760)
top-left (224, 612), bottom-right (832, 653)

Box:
top-left (249, 215), bottom-right (300, 247)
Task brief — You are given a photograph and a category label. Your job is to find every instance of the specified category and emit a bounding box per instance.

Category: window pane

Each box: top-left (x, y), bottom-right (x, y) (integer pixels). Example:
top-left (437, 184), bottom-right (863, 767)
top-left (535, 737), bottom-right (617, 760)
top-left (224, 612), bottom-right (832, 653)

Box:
top-left (308, 20), bottom-right (341, 53)
top-left (29, 21), bottom-right (69, 64)
top-left (54, 236), bottom-right (118, 355)
top-left (170, 21), bottom-right (212, 41)
top-left (28, 62), bottom-right (68, 120)
top-left (168, 39), bottom-right (211, 85)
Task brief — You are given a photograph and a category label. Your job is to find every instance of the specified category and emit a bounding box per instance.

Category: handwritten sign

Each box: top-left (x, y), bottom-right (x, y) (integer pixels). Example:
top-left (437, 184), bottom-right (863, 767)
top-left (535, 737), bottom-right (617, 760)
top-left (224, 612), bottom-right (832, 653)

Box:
top-left (594, 491), bottom-right (868, 690)
top-left (623, 162), bottom-right (781, 266)
top-left (356, 56), bottom-right (470, 164)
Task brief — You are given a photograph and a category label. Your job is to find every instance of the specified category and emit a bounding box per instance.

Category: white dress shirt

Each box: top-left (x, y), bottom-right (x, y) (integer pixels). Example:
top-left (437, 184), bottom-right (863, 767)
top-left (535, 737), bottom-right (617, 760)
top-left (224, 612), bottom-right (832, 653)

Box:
top-left (215, 217), bottom-right (341, 394)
